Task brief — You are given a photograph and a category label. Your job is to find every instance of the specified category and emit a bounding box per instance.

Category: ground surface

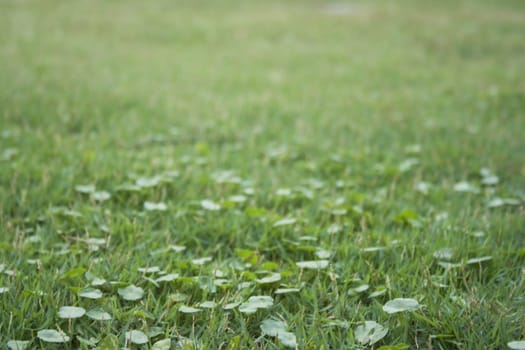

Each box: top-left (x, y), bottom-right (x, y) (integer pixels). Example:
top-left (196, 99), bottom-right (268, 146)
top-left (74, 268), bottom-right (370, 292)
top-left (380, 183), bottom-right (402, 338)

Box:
top-left (1, 0), bottom-right (524, 349)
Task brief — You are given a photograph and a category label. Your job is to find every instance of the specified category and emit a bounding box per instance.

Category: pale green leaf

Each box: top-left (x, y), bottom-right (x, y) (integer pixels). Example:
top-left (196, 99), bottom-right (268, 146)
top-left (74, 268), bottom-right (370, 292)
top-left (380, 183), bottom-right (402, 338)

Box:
top-left (256, 272), bottom-right (281, 284)
top-left (91, 191), bottom-right (111, 201)
top-left (260, 319), bottom-right (297, 348)
top-left (91, 277), bottom-right (106, 286)
top-left (76, 336), bottom-right (98, 347)
top-left (37, 329), bottom-right (70, 343)
top-left (79, 288), bottom-right (103, 299)
top-left (125, 330), bottom-right (148, 345)
top-left (315, 248), bottom-right (332, 259)
top-left (75, 184), bottom-right (95, 194)
top-left (201, 200), bottom-right (221, 210)
top-left (261, 319), bottom-right (288, 337)
top-left (138, 266), bottom-right (160, 274)
top-left (383, 298), bottom-right (421, 314)
top-left (433, 248), bottom-right (453, 260)
top-left (239, 296), bottom-right (273, 314)
top-left (453, 182), bottom-right (479, 193)
top-left (199, 301), bottom-right (217, 309)
top-left (273, 218), bottom-right (296, 227)
top-left (192, 257), bottom-right (213, 265)
top-left (508, 340), bottom-right (525, 349)
top-left (275, 288), bottom-right (300, 295)
top-left (278, 331), bottom-right (297, 348)
top-left (155, 273), bottom-right (180, 283)
top-left (136, 176), bottom-right (161, 188)
top-left (466, 256), bottom-right (492, 265)
top-left (7, 340), bottom-right (30, 350)
top-left (296, 260), bottom-right (329, 269)
top-left (144, 201), bottom-right (167, 211)
top-left (151, 338), bottom-right (171, 350)
top-left (86, 308), bottom-right (112, 321)
top-left (118, 285), bottom-right (144, 301)
top-left (348, 284), bottom-right (369, 295)
top-left (169, 245), bottom-right (186, 253)
top-left (355, 321), bottom-right (388, 345)
top-left (481, 175), bottom-right (499, 186)
top-left (179, 305), bottom-right (201, 314)
top-left (58, 306), bottom-right (86, 319)
top-left (223, 301), bottom-right (241, 310)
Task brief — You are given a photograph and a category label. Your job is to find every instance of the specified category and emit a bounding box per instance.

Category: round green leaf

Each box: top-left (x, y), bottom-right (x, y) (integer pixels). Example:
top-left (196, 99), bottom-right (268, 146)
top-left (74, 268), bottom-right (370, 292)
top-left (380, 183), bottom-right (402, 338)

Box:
top-left (37, 329), bottom-right (70, 343)
top-left (453, 182), bottom-right (479, 193)
top-left (274, 288), bottom-right (300, 295)
top-left (315, 248), bottom-right (332, 259)
top-left (58, 306), bottom-right (86, 319)
top-left (201, 199), bottom-right (221, 210)
top-left (278, 331), bottom-right (297, 348)
top-left (155, 273), bottom-right (180, 283)
top-left (144, 201), bottom-right (167, 211)
top-left (261, 319), bottom-right (288, 337)
top-left (508, 341), bottom-right (525, 349)
top-left (151, 338), bottom-right (171, 350)
top-left (466, 256), bottom-right (492, 265)
top-left (7, 340), bottom-right (30, 350)
top-left (179, 305), bottom-right (201, 314)
top-left (433, 248), bottom-right (453, 260)
top-left (260, 319), bottom-right (296, 348)
top-left (91, 191), bottom-right (111, 201)
top-left (273, 218), bottom-right (296, 227)
top-left (125, 330), bottom-right (148, 345)
top-left (136, 176), bottom-right (161, 188)
top-left (79, 288), bottom-right (103, 299)
top-left (191, 257), bottom-right (213, 265)
top-left (355, 321), bottom-right (388, 345)
top-left (256, 273), bottom-right (281, 285)
top-left (296, 260), bottom-right (329, 269)
top-left (86, 308), bottom-right (112, 321)
top-left (223, 301), bottom-right (241, 310)
top-left (348, 284), bottom-right (370, 295)
top-left (199, 301), bottom-right (217, 309)
top-left (118, 285), bottom-right (144, 301)
top-left (75, 184), bottom-right (95, 193)
top-left (138, 266), bottom-right (160, 273)
top-left (239, 296), bottom-right (273, 314)
top-left (383, 298), bottom-right (421, 314)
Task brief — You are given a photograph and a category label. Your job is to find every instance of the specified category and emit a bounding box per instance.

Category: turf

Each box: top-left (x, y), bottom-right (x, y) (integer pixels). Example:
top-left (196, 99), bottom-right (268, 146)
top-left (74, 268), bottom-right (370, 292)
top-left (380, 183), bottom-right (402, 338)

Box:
top-left (1, 0), bottom-right (524, 349)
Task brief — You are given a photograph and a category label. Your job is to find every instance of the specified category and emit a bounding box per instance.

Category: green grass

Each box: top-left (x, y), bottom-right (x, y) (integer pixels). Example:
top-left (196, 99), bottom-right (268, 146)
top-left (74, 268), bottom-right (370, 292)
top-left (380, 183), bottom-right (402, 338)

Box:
top-left (1, 0), bottom-right (524, 348)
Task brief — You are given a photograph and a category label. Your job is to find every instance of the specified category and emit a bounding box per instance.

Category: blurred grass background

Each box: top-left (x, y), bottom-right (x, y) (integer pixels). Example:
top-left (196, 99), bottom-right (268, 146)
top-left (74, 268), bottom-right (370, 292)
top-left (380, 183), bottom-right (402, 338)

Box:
top-left (1, 0), bottom-right (524, 348)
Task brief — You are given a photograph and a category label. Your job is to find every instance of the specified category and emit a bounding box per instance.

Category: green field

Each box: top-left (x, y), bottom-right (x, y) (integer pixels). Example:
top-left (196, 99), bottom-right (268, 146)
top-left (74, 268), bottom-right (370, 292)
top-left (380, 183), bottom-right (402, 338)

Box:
top-left (1, 0), bottom-right (524, 349)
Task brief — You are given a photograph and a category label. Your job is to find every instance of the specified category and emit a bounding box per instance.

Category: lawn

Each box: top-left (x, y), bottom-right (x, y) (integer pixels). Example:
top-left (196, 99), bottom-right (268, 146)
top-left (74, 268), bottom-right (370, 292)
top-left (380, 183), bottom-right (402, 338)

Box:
top-left (1, 0), bottom-right (524, 349)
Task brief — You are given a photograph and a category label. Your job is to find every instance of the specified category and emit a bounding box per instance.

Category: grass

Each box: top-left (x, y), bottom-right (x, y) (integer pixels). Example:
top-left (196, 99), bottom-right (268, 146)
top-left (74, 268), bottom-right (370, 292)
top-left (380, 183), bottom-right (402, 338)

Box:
top-left (1, 0), bottom-right (524, 348)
